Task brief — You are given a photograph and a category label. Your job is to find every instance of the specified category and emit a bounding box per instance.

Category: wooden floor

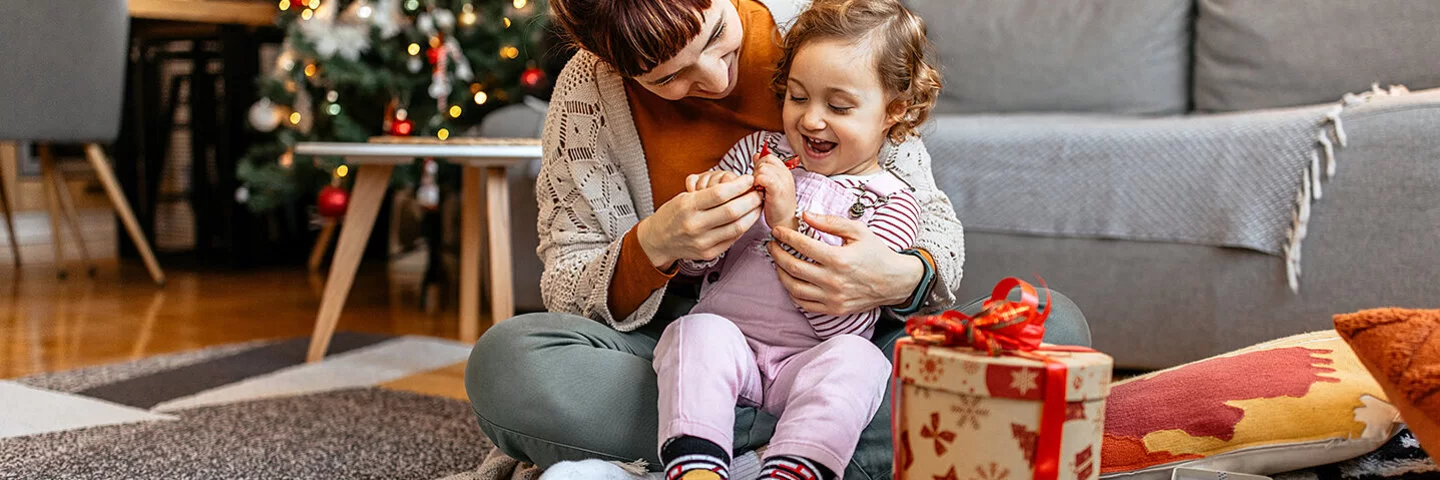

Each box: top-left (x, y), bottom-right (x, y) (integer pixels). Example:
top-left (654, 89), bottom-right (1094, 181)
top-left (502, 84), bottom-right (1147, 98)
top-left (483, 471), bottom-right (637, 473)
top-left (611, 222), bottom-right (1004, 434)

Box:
top-left (0, 260), bottom-right (483, 379)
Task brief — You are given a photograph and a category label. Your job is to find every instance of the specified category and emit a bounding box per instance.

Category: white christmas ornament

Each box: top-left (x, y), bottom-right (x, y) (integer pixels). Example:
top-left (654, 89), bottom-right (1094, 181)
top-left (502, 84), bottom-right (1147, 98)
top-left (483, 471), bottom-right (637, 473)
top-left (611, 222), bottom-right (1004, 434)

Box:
top-left (432, 9), bottom-right (456, 30)
top-left (249, 98), bottom-right (284, 132)
top-left (299, 0), bottom-right (372, 61)
top-left (370, 0), bottom-right (405, 38)
top-left (235, 185), bottom-right (251, 204)
top-left (417, 13), bottom-right (436, 35)
top-left (429, 78), bottom-right (451, 99)
top-left (407, 57), bottom-right (424, 73)
top-left (446, 38), bottom-right (474, 81)
top-left (416, 184), bottom-right (440, 208)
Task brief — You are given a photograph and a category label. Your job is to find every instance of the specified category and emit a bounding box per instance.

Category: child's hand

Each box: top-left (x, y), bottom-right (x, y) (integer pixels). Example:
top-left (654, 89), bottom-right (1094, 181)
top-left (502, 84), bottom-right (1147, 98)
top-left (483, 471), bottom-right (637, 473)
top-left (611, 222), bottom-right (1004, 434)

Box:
top-left (753, 153), bottom-right (798, 230)
top-left (685, 170), bottom-right (740, 193)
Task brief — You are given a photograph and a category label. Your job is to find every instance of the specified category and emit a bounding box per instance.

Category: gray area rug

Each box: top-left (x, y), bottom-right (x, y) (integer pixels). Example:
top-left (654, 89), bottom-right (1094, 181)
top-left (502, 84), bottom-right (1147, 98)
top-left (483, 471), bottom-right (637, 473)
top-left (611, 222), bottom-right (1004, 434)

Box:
top-left (0, 334), bottom-right (507, 480)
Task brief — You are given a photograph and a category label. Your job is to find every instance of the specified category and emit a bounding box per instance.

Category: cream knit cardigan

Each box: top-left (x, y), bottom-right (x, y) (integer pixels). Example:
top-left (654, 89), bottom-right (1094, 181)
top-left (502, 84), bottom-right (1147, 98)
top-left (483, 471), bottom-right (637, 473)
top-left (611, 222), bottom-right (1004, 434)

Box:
top-left (535, 0), bottom-right (966, 331)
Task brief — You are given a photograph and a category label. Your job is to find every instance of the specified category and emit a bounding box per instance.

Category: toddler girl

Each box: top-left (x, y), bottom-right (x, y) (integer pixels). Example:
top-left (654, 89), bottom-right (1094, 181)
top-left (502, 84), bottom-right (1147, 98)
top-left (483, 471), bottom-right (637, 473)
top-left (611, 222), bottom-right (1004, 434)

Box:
top-left (654, 0), bottom-right (942, 479)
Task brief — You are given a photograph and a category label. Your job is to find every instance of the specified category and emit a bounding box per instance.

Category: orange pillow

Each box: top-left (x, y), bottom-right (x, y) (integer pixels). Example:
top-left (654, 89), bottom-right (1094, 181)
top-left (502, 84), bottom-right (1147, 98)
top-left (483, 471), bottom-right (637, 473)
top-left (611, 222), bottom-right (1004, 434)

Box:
top-left (1100, 331), bottom-right (1403, 479)
top-left (1334, 308), bottom-right (1440, 460)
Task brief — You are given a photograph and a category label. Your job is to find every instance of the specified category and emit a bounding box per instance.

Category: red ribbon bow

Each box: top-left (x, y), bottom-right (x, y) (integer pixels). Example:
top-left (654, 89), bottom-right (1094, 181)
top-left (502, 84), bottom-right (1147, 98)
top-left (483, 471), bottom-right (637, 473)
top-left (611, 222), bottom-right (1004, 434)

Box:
top-left (904, 277), bottom-right (1051, 356)
top-left (897, 277), bottom-right (1093, 480)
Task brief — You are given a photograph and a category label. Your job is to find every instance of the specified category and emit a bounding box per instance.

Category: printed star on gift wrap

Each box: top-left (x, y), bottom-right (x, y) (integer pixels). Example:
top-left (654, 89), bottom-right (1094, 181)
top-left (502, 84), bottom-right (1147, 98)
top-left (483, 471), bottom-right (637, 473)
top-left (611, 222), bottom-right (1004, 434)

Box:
top-left (920, 358), bottom-right (944, 383)
top-left (951, 396), bottom-right (989, 430)
top-left (969, 462), bottom-right (1010, 480)
top-left (1009, 367), bottom-right (1039, 396)
top-left (934, 467), bottom-right (959, 480)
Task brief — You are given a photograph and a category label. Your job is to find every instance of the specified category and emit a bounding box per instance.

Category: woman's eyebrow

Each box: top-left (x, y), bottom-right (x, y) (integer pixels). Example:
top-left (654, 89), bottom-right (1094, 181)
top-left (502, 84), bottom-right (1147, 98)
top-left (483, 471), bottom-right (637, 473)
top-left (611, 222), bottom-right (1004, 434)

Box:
top-left (646, 14), bottom-right (725, 86)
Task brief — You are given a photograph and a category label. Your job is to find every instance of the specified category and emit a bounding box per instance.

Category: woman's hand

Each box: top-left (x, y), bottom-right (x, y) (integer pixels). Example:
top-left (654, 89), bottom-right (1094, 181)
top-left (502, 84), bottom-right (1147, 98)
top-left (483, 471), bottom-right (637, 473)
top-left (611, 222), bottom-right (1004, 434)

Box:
top-left (686, 171), bottom-right (739, 192)
top-left (638, 175), bottom-right (763, 269)
top-left (767, 212), bottom-right (924, 315)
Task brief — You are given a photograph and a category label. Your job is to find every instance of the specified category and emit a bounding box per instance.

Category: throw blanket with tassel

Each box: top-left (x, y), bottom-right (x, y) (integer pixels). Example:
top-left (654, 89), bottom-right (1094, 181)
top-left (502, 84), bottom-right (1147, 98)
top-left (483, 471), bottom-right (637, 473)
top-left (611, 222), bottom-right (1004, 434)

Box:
top-left (925, 86), bottom-right (1426, 291)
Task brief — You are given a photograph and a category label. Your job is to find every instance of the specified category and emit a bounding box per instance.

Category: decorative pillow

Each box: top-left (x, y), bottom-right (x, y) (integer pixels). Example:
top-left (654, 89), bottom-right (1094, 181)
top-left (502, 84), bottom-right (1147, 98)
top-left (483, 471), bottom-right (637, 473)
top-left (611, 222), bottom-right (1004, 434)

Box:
top-left (905, 0), bottom-right (1191, 115)
top-left (1334, 308), bottom-right (1440, 461)
top-left (1100, 331), bottom-right (1403, 479)
top-left (1194, 0), bottom-right (1440, 112)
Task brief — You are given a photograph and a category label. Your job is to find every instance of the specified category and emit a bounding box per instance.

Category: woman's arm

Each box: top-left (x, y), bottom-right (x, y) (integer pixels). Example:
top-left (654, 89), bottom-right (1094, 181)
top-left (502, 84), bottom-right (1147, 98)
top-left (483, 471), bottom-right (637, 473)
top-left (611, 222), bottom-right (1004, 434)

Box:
top-left (883, 137), bottom-right (964, 310)
top-left (536, 54), bottom-right (662, 329)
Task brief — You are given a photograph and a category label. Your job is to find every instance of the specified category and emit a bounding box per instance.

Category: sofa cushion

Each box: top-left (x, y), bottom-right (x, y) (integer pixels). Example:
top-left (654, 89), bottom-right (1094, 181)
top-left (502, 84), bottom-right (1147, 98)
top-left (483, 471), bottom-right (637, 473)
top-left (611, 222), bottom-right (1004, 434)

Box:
top-left (1194, 0), bottom-right (1440, 112)
top-left (1100, 331), bottom-right (1403, 479)
top-left (905, 0), bottom-right (1192, 115)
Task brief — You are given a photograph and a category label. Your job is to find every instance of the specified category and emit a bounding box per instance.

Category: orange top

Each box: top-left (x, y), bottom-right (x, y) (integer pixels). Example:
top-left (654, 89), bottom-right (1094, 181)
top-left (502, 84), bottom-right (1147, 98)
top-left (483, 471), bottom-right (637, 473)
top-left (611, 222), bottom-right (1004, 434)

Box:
top-left (608, 0), bottom-right (786, 320)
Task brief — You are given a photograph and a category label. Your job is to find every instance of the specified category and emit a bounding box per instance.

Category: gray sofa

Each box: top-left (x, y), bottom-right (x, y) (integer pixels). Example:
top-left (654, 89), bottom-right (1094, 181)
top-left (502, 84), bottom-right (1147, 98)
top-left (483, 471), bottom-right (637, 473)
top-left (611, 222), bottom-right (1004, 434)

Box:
top-left (498, 0), bottom-right (1440, 370)
top-left (912, 0), bottom-right (1440, 369)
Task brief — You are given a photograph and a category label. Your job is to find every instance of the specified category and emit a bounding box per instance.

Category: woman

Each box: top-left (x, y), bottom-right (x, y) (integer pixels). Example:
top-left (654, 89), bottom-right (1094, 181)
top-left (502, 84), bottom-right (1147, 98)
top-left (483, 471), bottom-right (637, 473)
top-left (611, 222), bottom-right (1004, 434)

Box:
top-left (465, 1), bottom-right (1091, 478)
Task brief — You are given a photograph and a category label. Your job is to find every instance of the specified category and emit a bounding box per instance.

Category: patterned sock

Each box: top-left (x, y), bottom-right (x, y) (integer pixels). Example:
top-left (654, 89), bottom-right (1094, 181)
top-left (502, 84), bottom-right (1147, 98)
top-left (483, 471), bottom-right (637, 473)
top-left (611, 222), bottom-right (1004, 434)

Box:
top-left (757, 455), bottom-right (833, 480)
top-left (662, 436), bottom-right (730, 480)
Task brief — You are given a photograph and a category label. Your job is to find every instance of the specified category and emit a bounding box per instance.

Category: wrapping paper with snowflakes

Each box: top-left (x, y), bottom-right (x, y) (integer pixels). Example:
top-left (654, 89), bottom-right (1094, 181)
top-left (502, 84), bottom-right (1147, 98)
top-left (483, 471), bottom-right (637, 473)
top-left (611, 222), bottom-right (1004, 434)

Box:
top-left (893, 340), bottom-right (1114, 480)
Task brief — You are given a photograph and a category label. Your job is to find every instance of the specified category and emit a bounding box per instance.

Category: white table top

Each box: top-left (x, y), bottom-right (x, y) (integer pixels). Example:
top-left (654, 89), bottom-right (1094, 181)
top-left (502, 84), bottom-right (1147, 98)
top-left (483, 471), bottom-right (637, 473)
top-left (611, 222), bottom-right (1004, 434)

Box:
top-left (294, 140), bottom-right (543, 166)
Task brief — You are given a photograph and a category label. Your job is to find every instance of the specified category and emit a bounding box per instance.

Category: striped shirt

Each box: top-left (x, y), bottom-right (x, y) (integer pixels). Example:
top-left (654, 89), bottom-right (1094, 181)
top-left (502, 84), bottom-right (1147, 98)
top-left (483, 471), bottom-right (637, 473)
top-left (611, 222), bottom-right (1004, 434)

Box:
top-left (681, 131), bottom-right (921, 338)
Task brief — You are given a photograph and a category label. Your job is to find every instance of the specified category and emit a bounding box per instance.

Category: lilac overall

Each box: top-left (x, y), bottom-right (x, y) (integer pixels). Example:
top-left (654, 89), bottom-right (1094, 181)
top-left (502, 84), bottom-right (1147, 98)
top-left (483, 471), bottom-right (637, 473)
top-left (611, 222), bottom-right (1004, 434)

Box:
top-left (654, 169), bottom-right (907, 476)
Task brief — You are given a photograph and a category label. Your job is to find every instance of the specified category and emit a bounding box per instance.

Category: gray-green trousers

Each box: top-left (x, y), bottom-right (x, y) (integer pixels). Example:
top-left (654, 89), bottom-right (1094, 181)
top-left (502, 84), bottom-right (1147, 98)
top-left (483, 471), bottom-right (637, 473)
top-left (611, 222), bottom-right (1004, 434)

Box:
top-left (464, 285), bottom-right (1091, 480)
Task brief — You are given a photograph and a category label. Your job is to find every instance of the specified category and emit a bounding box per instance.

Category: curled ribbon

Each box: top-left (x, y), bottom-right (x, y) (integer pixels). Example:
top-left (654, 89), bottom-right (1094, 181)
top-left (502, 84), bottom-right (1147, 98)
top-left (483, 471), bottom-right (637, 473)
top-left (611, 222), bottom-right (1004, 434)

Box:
top-left (904, 276), bottom-right (1051, 356)
top-left (898, 276), bottom-right (1093, 480)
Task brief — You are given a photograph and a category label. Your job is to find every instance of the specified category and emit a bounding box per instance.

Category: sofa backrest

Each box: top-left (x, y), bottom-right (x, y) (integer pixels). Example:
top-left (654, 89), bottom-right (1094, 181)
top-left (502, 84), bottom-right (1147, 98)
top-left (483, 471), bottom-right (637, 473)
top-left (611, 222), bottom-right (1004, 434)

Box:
top-left (908, 0), bottom-right (1440, 115)
top-left (1193, 0), bottom-right (1440, 112)
top-left (905, 0), bottom-right (1193, 116)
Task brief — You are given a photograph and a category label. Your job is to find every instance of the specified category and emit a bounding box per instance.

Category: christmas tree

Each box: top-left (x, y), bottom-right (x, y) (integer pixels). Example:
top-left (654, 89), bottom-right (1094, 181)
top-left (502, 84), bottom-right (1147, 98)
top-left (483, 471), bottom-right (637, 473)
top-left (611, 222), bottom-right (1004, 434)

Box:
top-left (239, 0), bottom-right (550, 212)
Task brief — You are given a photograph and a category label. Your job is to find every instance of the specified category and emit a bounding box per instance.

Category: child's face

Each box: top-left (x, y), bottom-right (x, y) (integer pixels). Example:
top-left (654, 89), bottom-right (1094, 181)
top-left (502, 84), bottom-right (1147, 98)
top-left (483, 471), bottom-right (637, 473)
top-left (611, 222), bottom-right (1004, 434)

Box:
top-left (782, 37), bottom-right (899, 176)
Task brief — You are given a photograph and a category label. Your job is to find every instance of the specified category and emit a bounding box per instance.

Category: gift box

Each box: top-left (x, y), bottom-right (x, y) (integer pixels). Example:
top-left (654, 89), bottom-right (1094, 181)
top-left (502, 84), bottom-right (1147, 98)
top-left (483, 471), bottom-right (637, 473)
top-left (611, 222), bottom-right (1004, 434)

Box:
top-left (892, 278), bottom-right (1114, 480)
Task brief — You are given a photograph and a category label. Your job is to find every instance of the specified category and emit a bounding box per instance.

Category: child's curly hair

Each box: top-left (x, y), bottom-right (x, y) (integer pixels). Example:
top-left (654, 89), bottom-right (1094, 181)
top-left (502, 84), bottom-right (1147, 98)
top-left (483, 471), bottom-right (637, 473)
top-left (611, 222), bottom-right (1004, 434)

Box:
top-left (772, 0), bottom-right (942, 143)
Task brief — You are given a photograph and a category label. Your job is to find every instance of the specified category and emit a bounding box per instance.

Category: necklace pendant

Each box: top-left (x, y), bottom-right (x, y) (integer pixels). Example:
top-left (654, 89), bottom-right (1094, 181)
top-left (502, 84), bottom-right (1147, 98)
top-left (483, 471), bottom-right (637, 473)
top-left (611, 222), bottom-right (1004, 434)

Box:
top-left (849, 201), bottom-right (866, 218)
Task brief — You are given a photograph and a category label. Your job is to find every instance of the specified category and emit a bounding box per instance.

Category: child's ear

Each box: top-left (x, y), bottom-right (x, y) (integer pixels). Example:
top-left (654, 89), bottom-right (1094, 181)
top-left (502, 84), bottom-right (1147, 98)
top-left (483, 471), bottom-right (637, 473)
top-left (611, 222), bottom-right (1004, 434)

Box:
top-left (885, 98), bottom-right (909, 127)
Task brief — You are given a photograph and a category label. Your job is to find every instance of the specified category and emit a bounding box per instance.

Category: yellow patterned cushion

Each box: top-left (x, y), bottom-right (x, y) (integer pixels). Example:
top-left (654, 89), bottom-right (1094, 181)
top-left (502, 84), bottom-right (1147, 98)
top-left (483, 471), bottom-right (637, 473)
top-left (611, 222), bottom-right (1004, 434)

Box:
top-left (1100, 331), bottom-right (1403, 479)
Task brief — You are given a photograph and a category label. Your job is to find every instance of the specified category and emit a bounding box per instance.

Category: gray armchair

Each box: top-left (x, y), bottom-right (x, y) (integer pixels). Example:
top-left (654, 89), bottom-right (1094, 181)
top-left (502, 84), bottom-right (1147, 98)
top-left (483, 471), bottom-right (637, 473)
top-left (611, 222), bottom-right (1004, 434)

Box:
top-left (0, 0), bottom-right (164, 284)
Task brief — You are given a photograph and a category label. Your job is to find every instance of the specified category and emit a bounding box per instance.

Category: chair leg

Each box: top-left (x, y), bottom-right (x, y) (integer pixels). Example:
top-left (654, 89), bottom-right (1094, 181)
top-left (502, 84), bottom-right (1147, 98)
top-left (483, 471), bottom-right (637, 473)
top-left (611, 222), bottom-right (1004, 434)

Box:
top-left (85, 144), bottom-right (165, 286)
top-left (0, 164), bottom-right (18, 267)
top-left (47, 155), bottom-right (95, 277)
top-left (37, 146), bottom-right (69, 278)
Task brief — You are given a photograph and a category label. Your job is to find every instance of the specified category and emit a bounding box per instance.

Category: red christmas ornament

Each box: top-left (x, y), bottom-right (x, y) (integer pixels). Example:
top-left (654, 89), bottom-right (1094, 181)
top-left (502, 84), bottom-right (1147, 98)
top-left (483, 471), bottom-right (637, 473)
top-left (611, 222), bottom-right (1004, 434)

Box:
top-left (317, 186), bottom-right (349, 218)
top-left (390, 118), bottom-right (414, 136)
top-left (427, 45), bottom-right (445, 65)
top-left (520, 67), bottom-right (546, 89)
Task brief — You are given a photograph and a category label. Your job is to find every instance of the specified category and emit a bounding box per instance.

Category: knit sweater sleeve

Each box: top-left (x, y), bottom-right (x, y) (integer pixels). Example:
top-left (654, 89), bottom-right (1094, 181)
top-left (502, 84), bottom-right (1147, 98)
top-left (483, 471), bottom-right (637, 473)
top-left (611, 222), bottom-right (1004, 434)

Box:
top-left (535, 53), bottom-right (659, 330)
top-left (884, 137), bottom-right (965, 310)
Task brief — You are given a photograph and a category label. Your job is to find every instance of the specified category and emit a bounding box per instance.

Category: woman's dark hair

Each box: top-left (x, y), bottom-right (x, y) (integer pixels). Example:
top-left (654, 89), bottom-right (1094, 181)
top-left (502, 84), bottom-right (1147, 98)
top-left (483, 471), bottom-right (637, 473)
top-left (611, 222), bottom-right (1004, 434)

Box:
top-left (550, 0), bottom-right (713, 77)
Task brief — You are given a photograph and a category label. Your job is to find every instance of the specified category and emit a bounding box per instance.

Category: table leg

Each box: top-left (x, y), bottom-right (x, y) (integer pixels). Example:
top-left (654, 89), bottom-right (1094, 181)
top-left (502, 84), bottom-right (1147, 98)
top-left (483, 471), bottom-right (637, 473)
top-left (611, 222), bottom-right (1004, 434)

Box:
top-left (308, 219), bottom-right (337, 274)
top-left (485, 167), bottom-right (514, 326)
top-left (307, 163), bottom-right (393, 362)
top-left (459, 167), bottom-right (482, 344)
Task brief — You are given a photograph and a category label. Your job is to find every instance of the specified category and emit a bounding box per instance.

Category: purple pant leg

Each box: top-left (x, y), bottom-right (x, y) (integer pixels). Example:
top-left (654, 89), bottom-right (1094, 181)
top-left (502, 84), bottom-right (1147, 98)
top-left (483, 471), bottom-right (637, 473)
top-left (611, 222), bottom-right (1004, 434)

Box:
top-left (654, 314), bottom-right (764, 459)
top-left (759, 336), bottom-right (892, 475)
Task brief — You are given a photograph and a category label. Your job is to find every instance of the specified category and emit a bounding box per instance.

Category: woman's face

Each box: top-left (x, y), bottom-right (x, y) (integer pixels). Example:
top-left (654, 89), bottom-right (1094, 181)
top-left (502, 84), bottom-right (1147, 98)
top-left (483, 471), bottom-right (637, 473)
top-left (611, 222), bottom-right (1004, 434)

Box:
top-left (632, 1), bottom-right (744, 100)
top-left (782, 37), bottom-right (899, 176)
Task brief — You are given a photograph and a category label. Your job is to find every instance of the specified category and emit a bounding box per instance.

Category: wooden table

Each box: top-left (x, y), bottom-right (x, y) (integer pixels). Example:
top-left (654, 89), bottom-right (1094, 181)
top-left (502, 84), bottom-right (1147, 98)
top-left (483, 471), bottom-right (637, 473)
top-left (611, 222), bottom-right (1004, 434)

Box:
top-left (295, 137), bottom-right (542, 362)
top-left (130, 0), bottom-right (277, 26)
